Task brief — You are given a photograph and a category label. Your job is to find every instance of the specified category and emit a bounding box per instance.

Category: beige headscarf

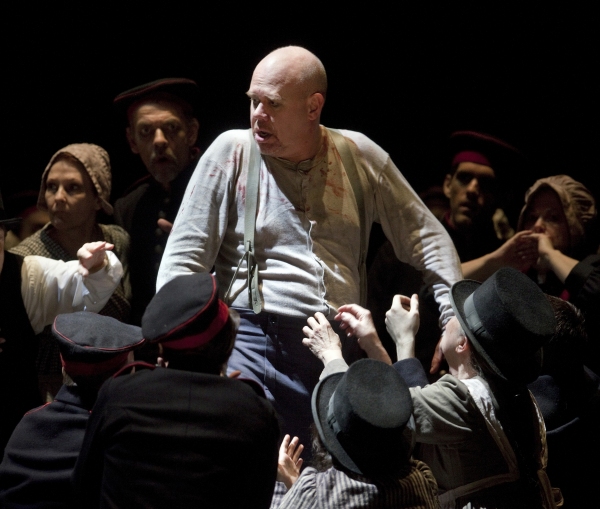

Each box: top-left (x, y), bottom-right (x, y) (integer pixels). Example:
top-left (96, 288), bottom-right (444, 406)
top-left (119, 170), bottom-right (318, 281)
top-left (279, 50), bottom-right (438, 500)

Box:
top-left (37, 143), bottom-right (113, 215)
top-left (517, 174), bottom-right (596, 256)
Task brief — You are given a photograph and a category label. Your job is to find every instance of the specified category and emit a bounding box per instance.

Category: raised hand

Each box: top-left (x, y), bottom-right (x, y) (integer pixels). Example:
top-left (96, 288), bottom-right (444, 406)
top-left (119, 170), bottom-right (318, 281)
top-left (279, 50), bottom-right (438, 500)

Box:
top-left (335, 304), bottom-right (391, 363)
top-left (276, 434), bottom-right (304, 489)
top-left (77, 241), bottom-right (114, 276)
top-left (385, 294), bottom-right (419, 360)
top-left (302, 312), bottom-right (343, 365)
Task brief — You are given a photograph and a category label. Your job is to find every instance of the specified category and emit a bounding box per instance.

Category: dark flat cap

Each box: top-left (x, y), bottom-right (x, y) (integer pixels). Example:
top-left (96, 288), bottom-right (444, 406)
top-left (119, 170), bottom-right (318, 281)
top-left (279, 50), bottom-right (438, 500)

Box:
top-left (53, 312), bottom-right (145, 376)
top-left (113, 77), bottom-right (201, 122)
top-left (142, 273), bottom-right (230, 350)
top-left (448, 130), bottom-right (523, 174)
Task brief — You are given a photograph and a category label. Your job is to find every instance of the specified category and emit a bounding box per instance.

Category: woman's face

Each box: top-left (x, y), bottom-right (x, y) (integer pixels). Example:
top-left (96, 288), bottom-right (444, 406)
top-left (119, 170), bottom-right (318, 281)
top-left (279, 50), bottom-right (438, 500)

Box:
top-left (45, 159), bottom-right (100, 232)
top-left (521, 187), bottom-right (570, 252)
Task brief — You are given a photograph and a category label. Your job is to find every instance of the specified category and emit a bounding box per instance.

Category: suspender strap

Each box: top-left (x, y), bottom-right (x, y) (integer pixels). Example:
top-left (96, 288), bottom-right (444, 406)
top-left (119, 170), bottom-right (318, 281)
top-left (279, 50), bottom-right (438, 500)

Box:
top-left (328, 128), bottom-right (367, 306)
top-left (224, 129), bottom-right (262, 313)
top-left (225, 128), bottom-right (367, 311)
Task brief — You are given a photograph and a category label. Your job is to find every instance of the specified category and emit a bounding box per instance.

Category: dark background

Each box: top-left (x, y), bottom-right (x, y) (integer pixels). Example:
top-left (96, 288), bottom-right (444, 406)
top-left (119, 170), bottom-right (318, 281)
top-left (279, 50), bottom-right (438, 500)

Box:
top-left (2, 4), bottom-right (598, 227)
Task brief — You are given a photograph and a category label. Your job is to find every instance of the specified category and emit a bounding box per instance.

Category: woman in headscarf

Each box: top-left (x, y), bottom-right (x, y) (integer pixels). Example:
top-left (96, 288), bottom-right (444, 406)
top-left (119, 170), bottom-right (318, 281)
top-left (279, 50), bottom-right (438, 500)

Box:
top-left (10, 143), bottom-right (131, 401)
top-left (516, 175), bottom-right (599, 374)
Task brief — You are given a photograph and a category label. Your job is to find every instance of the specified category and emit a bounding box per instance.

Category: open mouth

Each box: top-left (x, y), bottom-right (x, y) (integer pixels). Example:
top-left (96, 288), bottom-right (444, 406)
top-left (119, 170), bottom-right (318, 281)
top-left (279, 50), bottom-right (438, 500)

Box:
top-left (254, 129), bottom-right (272, 142)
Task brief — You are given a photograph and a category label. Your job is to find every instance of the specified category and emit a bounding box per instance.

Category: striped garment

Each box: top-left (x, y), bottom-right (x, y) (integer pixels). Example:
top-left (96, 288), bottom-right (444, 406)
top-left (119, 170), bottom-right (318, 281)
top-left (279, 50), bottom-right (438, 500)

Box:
top-left (275, 459), bottom-right (440, 509)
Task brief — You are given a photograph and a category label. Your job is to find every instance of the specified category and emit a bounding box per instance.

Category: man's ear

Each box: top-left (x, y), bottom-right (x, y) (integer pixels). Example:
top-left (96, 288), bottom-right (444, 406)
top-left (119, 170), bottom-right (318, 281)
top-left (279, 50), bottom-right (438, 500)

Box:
top-left (456, 334), bottom-right (469, 354)
top-left (187, 118), bottom-right (200, 146)
top-left (307, 93), bottom-right (325, 121)
top-left (443, 174), bottom-right (453, 199)
top-left (126, 127), bottom-right (140, 155)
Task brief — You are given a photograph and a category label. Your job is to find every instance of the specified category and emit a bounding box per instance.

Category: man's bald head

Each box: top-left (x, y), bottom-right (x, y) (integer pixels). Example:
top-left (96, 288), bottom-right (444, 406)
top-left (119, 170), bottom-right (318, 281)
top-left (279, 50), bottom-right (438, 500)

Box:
top-left (247, 46), bottom-right (327, 162)
top-left (255, 46), bottom-right (328, 100)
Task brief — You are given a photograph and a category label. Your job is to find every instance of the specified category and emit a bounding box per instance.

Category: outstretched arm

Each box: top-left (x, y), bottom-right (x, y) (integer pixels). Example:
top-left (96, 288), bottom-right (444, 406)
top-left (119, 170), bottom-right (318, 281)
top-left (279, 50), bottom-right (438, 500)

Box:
top-left (276, 434), bottom-right (304, 490)
top-left (21, 243), bottom-right (123, 334)
top-left (77, 241), bottom-right (113, 276)
top-left (461, 230), bottom-right (539, 282)
top-left (335, 304), bottom-right (391, 364)
top-left (385, 294), bottom-right (420, 361)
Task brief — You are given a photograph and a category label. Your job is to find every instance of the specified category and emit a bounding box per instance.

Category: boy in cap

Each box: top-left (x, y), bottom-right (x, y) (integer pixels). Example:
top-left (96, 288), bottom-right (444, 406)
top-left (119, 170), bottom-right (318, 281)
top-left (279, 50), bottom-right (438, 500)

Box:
top-left (303, 267), bottom-right (562, 507)
top-left (0, 186), bottom-right (124, 455)
top-left (0, 312), bottom-right (144, 508)
top-left (112, 78), bottom-right (202, 326)
top-left (274, 359), bottom-right (439, 508)
top-left (71, 272), bottom-right (280, 509)
top-left (385, 268), bottom-right (561, 508)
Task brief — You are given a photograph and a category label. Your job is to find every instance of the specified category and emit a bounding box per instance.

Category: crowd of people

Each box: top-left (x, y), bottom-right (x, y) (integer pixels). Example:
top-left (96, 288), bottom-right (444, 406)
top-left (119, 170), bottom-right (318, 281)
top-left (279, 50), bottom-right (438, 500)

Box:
top-left (0, 45), bottom-right (598, 508)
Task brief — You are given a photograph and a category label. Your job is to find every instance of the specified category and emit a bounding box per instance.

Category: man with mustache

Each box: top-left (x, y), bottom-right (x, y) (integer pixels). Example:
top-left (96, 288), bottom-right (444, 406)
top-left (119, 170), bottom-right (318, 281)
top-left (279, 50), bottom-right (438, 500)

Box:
top-left (157, 46), bottom-right (462, 456)
top-left (112, 78), bottom-right (201, 326)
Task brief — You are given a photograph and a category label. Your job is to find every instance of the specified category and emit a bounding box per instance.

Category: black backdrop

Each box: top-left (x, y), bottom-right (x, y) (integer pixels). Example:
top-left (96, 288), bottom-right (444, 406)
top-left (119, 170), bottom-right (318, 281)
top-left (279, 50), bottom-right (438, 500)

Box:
top-left (2, 4), bottom-right (598, 223)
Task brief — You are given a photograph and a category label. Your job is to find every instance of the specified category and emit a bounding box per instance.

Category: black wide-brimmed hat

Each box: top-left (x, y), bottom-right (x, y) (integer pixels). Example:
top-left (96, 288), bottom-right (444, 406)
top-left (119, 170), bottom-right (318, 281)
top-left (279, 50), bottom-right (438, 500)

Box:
top-left (0, 186), bottom-right (21, 231)
top-left (113, 77), bottom-right (201, 124)
top-left (312, 359), bottom-right (414, 476)
top-left (52, 312), bottom-right (145, 377)
top-left (450, 267), bottom-right (556, 384)
top-left (142, 273), bottom-right (230, 350)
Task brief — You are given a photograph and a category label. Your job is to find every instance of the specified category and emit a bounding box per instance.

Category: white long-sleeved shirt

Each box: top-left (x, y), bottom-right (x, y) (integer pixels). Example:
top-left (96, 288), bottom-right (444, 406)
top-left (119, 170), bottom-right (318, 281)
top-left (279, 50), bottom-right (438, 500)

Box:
top-left (20, 251), bottom-right (123, 334)
top-left (157, 127), bottom-right (462, 324)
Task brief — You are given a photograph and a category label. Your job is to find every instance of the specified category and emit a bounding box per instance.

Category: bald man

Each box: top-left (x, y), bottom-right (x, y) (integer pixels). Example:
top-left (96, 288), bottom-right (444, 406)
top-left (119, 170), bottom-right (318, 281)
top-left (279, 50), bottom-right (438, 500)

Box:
top-left (157, 46), bottom-right (461, 454)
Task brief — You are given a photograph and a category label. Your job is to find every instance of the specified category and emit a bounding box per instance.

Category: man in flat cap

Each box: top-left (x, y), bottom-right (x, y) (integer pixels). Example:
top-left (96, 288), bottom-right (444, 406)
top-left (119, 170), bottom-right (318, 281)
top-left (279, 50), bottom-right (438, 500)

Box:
top-left (71, 272), bottom-right (280, 509)
top-left (156, 46), bottom-right (462, 455)
top-left (0, 186), bottom-right (125, 456)
top-left (112, 78), bottom-right (201, 325)
top-left (0, 313), bottom-right (145, 509)
top-left (367, 130), bottom-right (533, 368)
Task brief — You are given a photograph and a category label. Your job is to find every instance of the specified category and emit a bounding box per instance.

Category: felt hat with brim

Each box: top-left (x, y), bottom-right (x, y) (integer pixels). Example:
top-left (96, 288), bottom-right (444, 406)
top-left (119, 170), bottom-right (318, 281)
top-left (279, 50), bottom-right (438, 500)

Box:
top-left (142, 272), bottom-right (230, 350)
top-left (0, 187), bottom-right (21, 231)
top-left (52, 312), bottom-right (145, 377)
top-left (450, 267), bottom-right (556, 385)
top-left (113, 77), bottom-right (201, 125)
top-left (312, 358), bottom-right (414, 476)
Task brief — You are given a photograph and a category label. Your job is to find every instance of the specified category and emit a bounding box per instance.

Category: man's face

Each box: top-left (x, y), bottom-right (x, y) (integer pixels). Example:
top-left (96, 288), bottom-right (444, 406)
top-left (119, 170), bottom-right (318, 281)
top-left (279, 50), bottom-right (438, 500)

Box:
top-left (247, 64), bottom-right (315, 162)
top-left (126, 101), bottom-right (199, 186)
top-left (45, 160), bottom-right (101, 232)
top-left (521, 187), bottom-right (570, 252)
top-left (443, 162), bottom-right (497, 231)
top-left (439, 316), bottom-right (465, 372)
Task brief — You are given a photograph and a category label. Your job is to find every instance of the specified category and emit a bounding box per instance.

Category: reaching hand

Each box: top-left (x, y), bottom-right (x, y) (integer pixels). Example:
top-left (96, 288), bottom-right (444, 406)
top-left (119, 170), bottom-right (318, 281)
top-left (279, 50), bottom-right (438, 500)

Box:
top-left (335, 304), bottom-right (391, 363)
top-left (496, 230), bottom-right (539, 272)
top-left (277, 434), bottom-right (304, 489)
top-left (385, 294), bottom-right (419, 360)
top-left (77, 241), bottom-right (114, 276)
top-left (302, 312), bottom-right (343, 365)
top-left (0, 337), bottom-right (5, 354)
top-left (157, 218), bottom-right (173, 234)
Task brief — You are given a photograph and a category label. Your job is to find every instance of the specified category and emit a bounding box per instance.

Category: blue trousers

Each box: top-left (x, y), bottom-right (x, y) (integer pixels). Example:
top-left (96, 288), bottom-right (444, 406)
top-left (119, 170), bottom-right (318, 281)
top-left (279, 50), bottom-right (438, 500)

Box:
top-left (227, 308), bottom-right (364, 463)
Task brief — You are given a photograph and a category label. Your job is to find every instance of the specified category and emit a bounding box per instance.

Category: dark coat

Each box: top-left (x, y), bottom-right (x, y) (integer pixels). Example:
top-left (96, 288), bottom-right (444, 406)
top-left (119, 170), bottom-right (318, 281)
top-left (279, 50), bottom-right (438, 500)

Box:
top-left (71, 368), bottom-right (280, 509)
top-left (0, 252), bottom-right (41, 455)
top-left (528, 367), bottom-right (600, 508)
top-left (113, 163), bottom-right (196, 326)
top-left (0, 385), bottom-right (89, 508)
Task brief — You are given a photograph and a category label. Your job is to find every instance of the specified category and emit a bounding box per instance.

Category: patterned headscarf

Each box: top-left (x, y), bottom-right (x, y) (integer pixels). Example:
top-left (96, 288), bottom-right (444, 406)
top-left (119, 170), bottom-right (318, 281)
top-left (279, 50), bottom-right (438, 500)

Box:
top-left (518, 174), bottom-right (596, 256)
top-left (37, 143), bottom-right (113, 215)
